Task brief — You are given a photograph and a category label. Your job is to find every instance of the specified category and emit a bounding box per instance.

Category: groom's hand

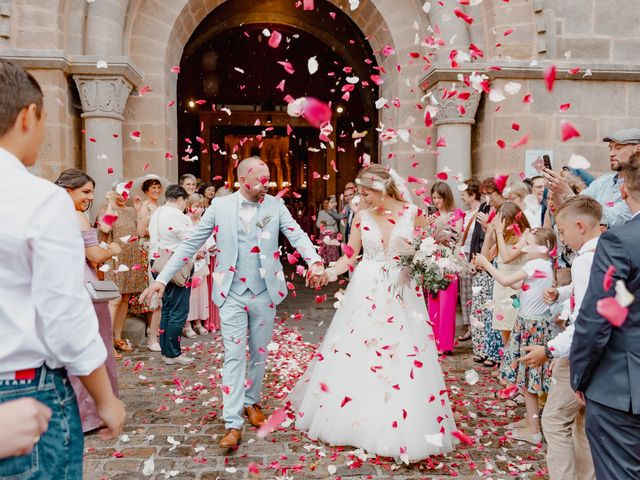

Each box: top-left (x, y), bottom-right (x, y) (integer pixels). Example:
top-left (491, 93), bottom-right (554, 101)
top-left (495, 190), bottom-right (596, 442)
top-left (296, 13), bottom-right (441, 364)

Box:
top-left (306, 262), bottom-right (325, 288)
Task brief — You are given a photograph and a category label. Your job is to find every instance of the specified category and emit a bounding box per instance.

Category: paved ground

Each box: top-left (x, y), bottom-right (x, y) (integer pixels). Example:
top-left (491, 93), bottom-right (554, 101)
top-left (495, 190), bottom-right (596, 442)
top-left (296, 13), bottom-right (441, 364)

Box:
top-left (84, 274), bottom-right (549, 480)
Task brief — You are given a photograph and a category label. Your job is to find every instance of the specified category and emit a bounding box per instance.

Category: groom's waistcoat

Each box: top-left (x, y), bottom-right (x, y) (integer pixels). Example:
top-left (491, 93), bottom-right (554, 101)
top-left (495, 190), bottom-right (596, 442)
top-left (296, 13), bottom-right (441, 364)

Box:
top-left (229, 217), bottom-right (267, 296)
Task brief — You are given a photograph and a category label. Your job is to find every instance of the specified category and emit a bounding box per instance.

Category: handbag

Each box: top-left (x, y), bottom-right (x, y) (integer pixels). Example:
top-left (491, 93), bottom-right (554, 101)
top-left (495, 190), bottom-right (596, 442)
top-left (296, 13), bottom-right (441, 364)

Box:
top-left (85, 279), bottom-right (120, 302)
top-left (151, 249), bottom-right (194, 287)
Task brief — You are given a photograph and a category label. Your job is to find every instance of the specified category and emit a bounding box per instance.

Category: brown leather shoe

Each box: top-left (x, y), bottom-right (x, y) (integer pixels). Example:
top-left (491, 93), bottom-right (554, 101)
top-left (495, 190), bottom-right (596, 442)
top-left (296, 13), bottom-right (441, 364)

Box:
top-left (219, 428), bottom-right (242, 448)
top-left (244, 404), bottom-right (266, 427)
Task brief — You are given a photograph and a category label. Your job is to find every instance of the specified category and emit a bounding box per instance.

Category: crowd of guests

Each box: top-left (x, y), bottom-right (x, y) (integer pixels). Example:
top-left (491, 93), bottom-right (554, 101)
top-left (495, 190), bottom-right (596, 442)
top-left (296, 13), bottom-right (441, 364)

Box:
top-left (2, 58), bottom-right (640, 480)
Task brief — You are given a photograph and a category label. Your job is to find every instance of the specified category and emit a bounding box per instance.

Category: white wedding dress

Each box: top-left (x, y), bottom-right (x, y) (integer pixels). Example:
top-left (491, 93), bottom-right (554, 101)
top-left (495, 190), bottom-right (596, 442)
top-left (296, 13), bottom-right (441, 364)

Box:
top-left (289, 204), bottom-right (458, 462)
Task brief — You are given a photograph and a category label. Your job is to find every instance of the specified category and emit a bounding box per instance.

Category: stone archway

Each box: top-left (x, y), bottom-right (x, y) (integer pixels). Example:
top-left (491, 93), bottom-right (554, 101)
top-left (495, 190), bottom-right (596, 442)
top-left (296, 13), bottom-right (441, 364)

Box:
top-left (122, 0), bottom-right (436, 182)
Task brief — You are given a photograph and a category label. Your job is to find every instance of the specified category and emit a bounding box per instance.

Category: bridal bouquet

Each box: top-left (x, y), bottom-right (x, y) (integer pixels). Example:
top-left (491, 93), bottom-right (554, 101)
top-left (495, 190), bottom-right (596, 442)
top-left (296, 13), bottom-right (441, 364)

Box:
top-left (396, 235), bottom-right (467, 298)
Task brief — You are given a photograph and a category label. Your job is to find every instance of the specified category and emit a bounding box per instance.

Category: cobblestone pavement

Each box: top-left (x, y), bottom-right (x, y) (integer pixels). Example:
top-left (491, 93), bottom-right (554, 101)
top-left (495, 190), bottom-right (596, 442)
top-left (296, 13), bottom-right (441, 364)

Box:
top-left (85, 276), bottom-right (549, 480)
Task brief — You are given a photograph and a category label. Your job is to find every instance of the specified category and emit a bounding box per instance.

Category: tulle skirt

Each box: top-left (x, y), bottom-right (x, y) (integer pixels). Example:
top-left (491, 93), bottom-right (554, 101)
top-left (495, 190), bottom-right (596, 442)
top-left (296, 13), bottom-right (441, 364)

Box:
top-left (289, 259), bottom-right (458, 462)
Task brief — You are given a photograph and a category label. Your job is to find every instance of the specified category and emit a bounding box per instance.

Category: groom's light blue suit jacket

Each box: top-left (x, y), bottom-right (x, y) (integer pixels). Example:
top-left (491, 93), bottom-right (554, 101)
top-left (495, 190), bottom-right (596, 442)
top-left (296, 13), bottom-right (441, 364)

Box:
top-left (156, 192), bottom-right (322, 307)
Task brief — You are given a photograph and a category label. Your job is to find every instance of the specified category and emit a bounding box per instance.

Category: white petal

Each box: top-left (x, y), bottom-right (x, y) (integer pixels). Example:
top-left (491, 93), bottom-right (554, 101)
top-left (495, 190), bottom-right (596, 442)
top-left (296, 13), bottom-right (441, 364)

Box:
top-left (308, 56), bottom-right (319, 74)
top-left (504, 82), bottom-right (522, 95)
top-left (348, 0), bottom-right (360, 10)
top-left (142, 455), bottom-right (155, 476)
top-left (568, 154), bottom-right (591, 170)
top-left (489, 88), bottom-right (506, 102)
top-left (615, 280), bottom-right (635, 308)
top-left (422, 1), bottom-right (432, 14)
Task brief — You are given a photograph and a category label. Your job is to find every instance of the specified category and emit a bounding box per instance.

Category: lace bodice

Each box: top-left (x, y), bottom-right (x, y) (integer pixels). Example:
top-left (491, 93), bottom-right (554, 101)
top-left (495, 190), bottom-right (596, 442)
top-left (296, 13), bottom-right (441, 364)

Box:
top-left (360, 204), bottom-right (417, 262)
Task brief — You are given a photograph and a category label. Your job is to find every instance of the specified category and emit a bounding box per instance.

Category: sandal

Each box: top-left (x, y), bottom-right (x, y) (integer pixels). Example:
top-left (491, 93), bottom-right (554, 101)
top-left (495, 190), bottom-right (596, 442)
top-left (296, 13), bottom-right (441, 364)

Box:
top-left (473, 355), bottom-right (487, 363)
top-left (113, 338), bottom-right (132, 352)
top-left (483, 359), bottom-right (497, 368)
top-left (457, 330), bottom-right (472, 342)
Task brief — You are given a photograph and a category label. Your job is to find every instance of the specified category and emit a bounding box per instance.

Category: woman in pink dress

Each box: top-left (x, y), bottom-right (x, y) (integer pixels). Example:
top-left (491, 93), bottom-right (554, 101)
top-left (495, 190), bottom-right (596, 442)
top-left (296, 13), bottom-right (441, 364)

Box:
top-left (427, 182), bottom-right (463, 355)
top-left (55, 169), bottom-right (120, 432)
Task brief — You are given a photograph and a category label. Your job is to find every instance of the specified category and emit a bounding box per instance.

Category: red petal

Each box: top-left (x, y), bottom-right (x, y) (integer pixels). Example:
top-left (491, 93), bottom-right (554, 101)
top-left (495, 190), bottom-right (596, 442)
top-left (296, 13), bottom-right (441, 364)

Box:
top-left (560, 120), bottom-right (581, 142)
top-left (603, 266), bottom-right (616, 291)
top-left (340, 396), bottom-right (352, 408)
top-left (494, 174), bottom-right (508, 194)
top-left (544, 65), bottom-right (557, 92)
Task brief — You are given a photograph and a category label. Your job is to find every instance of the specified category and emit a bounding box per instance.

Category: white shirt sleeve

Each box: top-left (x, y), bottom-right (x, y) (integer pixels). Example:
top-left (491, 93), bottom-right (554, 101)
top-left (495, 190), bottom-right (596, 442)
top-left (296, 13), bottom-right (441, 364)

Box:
top-left (548, 322), bottom-right (574, 358)
top-left (30, 190), bottom-right (107, 376)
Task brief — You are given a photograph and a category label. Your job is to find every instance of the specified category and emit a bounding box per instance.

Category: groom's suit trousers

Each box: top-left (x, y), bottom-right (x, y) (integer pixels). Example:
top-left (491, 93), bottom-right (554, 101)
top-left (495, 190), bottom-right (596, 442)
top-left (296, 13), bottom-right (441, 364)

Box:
top-left (219, 288), bottom-right (276, 429)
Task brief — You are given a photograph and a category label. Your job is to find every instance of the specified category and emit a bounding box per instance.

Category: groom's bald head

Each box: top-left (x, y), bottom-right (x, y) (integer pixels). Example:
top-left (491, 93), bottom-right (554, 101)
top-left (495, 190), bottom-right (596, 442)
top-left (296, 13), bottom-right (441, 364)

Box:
top-left (237, 156), bottom-right (270, 201)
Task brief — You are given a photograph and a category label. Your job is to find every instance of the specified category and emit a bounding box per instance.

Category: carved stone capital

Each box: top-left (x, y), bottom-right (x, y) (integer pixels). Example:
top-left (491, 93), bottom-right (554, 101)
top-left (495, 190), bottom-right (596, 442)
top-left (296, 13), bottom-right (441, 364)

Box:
top-left (73, 75), bottom-right (133, 120)
top-left (433, 87), bottom-right (481, 126)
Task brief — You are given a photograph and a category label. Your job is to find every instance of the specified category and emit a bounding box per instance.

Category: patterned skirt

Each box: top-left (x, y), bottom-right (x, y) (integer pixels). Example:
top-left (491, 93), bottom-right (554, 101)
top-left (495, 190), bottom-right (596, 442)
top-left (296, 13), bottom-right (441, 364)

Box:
top-left (470, 271), bottom-right (503, 362)
top-left (501, 311), bottom-right (553, 393)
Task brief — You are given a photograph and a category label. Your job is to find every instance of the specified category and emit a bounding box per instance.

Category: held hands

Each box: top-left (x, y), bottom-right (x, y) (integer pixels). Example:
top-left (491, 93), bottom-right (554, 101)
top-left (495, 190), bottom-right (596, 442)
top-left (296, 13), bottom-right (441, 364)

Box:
top-left (138, 281), bottom-right (165, 307)
top-left (0, 398), bottom-right (52, 458)
top-left (306, 262), bottom-right (329, 288)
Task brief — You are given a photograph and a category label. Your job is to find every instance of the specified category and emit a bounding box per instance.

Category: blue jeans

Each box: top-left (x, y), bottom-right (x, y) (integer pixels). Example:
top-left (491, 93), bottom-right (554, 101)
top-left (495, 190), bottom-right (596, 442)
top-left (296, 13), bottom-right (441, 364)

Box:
top-left (0, 366), bottom-right (83, 480)
top-left (160, 281), bottom-right (191, 358)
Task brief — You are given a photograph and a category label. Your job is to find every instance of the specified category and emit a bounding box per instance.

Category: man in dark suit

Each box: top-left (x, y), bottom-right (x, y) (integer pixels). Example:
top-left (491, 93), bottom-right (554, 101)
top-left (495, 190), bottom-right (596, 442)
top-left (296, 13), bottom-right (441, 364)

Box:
top-left (341, 182), bottom-right (357, 243)
top-left (570, 152), bottom-right (640, 479)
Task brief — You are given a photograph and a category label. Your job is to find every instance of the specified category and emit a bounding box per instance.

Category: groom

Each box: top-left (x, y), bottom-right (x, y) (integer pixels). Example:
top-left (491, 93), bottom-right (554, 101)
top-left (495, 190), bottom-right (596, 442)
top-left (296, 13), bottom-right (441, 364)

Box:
top-left (141, 156), bottom-right (325, 448)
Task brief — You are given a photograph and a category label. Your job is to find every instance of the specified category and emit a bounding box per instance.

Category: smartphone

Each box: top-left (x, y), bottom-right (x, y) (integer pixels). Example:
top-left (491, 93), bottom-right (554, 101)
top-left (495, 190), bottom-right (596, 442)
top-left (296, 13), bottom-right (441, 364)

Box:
top-left (427, 204), bottom-right (437, 215)
top-left (543, 154), bottom-right (552, 171)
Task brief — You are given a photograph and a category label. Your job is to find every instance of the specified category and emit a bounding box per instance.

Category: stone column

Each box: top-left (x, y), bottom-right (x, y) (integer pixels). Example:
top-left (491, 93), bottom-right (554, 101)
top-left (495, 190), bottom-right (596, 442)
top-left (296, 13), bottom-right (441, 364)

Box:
top-left (434, 87), bottom-right (481, 183)
top-left (73, 75), bottom-right (133, 216)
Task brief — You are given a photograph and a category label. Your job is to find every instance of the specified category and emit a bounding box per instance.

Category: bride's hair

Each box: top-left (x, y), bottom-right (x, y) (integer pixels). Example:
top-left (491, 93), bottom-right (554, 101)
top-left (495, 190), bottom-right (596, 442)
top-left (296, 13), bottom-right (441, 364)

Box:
top-left (356, 164), bottom-right (404, 202)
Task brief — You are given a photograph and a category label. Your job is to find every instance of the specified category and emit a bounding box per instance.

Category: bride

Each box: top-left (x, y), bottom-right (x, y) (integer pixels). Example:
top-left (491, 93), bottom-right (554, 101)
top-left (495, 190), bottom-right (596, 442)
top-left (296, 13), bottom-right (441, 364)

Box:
top-left (288, 164), bottom-right (458, 462)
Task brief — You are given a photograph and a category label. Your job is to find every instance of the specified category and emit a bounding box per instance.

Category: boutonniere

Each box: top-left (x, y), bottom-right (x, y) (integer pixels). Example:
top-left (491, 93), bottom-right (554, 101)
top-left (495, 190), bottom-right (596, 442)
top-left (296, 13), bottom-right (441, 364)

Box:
top-left (256, 215), bottom-right (274, 229)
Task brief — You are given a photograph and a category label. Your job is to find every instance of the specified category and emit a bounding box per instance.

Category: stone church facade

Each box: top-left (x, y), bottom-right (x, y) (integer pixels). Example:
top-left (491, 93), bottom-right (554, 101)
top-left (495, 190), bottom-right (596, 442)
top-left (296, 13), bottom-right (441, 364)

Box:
top-left (1, 0), bottom-right (639, 203)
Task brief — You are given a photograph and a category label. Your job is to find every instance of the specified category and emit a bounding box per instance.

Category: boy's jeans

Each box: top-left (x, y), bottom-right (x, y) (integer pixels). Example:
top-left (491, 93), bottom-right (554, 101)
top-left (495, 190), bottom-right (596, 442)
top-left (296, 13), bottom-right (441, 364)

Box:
top-left (0, 365), bottom-right (83, 480)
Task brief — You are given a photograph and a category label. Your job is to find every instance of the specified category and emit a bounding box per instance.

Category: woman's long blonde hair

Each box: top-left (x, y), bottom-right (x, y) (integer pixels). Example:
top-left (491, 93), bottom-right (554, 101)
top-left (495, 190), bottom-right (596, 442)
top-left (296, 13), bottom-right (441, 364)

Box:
top-left (356, 164), bottom-right (405, 202)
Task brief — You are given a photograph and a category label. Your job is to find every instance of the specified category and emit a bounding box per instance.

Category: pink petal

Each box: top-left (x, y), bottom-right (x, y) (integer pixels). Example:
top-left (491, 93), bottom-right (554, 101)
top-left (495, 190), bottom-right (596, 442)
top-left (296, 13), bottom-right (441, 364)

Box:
top-left (511, 133), bottom-right (530, 148)
top-left (560, 120), bottom-right (580, 142)
top-left (300, 97), bottom-right (332, 129)
top-left (170, 66), bottom-right (180, 74)
top-left (302, 0), bottom-right (314, 10)
top-left (277, 61), bottom-right (295, 74)
top-left (101, 214), bottom-right (118, 227)
top-left (268, 30), bottom-right (282, 48)
top-left (340, 396), bottom-right (352, 408)
top-left (452, 430), bottom-right (475, 445)
top-left (256, 409), bottom-right (287, 439)
top-left (597, 297), bottom-right (628, 327)
top-left (342, 244), bottom-right (355, 258)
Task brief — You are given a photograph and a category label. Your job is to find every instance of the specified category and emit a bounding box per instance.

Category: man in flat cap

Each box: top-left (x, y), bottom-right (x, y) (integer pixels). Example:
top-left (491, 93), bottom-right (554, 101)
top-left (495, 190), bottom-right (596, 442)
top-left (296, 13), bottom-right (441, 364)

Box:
top-left (545, 128), bottom-right (640, 227)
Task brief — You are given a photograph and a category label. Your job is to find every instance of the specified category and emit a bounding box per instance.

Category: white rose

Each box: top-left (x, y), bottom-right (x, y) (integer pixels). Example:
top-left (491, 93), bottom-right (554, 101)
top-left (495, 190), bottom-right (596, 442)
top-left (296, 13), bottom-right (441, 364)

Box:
top-left (419, 237), bottom-right (437, 256)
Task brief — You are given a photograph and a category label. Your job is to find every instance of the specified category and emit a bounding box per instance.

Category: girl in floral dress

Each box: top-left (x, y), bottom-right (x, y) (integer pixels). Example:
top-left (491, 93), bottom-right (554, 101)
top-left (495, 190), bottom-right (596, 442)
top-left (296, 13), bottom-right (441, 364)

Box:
top-left (474, 228), bottom-right (556, 445)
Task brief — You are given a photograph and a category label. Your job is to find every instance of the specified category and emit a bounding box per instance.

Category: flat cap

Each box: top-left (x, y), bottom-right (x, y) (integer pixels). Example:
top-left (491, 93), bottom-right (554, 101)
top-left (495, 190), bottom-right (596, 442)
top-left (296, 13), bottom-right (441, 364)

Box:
top-left (603, 128), bottom-right (640, 144)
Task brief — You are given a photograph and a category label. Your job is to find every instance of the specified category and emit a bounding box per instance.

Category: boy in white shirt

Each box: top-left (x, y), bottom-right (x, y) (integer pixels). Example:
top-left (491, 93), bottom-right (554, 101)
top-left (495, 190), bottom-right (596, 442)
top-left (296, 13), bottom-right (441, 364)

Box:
top-left (0, 59), bottom-right (124, 477)
top-left (520, 196), bottom-right (601, 480)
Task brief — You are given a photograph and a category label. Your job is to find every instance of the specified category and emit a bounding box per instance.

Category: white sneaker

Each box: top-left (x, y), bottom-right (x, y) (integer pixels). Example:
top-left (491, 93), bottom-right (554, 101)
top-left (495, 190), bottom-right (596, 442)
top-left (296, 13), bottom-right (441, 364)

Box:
top-left (183, 326), bottom-right (197, 339)
top-left (195, 325), bottom-right (208, 335)
top-left (146, 342), bottom-right (161, 352)
top-left (164, 354), bottom-right (194, 365)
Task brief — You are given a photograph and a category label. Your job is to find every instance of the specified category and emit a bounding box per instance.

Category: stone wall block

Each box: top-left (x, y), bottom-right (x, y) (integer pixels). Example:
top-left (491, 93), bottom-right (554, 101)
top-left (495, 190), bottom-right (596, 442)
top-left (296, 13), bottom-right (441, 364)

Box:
top-left (557, 37), bottom-right (611, 61)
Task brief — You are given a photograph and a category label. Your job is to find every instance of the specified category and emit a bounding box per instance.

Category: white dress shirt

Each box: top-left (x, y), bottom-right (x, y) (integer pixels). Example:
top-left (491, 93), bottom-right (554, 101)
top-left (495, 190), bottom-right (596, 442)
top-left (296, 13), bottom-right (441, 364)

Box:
top-left (548, 236), bottom-right (599, 358)
top-left (149, 204), bottom-right (193, 254)
top-left (0, 147), bottom-right (107, 376)
top-left (237, 191), bottom-right (258, 233)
